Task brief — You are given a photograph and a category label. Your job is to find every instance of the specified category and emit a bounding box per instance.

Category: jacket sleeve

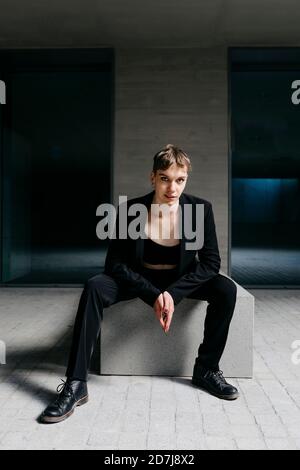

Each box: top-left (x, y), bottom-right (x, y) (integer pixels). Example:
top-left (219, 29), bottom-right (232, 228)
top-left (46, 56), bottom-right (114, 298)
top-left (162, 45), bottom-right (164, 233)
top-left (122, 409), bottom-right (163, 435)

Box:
top-left (165, 202), bottom-right (221, 306)
top-left (104, 206), bottom-right (161, 307)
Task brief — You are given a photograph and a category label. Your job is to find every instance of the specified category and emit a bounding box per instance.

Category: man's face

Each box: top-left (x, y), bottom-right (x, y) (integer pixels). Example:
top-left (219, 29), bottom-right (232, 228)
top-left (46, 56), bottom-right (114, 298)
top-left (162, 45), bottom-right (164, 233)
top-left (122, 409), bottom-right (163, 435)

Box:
top-left (150, 163), bottom-right (188, 205)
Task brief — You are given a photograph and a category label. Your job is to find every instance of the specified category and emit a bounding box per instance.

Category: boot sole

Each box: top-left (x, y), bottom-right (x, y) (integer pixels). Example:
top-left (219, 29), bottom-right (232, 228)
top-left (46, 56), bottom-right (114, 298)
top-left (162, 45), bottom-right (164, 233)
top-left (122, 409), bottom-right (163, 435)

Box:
top-left (191, 378), bottom-right (239, 401)
top-left (40, 395), bottom-right (89, 424)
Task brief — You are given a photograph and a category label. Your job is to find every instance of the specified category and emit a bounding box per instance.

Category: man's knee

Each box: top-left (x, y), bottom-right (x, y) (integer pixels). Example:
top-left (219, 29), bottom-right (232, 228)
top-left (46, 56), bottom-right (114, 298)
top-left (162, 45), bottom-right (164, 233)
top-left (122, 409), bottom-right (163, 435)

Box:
top-left (84, 275), bottom-right (102, 291)
top-left (213, 276), bottom-right (237, 305)
top-left (84, 276), bottom-right (97, 291)
top-left (84, 273), bottom-right (118, 308)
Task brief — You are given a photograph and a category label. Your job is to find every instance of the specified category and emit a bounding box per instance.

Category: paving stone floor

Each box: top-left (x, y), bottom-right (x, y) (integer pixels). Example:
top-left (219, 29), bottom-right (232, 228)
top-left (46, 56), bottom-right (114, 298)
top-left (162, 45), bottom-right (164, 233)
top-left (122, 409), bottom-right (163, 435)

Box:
top-left (0, 287), bottom-right (299, 450)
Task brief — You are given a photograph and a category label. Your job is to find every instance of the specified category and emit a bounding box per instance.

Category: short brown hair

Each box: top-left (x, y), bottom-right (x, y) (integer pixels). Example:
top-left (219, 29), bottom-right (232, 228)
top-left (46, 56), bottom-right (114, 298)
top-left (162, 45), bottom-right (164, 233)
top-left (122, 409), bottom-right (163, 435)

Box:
top-left (152, 144), bottom-right (192, 174)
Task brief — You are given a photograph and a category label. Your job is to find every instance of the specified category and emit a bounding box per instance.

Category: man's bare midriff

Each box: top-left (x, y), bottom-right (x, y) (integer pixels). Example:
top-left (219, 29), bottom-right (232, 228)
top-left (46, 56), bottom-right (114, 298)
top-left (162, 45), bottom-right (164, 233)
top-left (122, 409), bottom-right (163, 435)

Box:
top-left (142, 261), bottom-right (178, 270)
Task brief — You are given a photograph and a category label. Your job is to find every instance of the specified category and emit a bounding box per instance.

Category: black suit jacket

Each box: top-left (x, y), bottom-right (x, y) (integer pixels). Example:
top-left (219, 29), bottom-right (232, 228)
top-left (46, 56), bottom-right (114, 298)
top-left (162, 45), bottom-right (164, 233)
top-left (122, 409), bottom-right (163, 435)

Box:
top-left (104, 190), bottom-right (221, 307)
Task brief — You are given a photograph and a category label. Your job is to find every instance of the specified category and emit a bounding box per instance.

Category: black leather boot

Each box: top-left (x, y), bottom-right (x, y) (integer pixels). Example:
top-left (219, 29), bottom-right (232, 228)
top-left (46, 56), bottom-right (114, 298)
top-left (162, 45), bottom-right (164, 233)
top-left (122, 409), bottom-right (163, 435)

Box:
top-left (39, 379), bottom-right (89, 423)
top-left (192, 363), bottom-right (239, 400)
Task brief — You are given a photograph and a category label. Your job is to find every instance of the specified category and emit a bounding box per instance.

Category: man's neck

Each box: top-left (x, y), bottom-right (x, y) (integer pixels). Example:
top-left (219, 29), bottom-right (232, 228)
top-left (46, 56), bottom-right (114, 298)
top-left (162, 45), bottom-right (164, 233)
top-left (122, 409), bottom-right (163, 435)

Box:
top-left (151, 196), bottom-right (179, 218)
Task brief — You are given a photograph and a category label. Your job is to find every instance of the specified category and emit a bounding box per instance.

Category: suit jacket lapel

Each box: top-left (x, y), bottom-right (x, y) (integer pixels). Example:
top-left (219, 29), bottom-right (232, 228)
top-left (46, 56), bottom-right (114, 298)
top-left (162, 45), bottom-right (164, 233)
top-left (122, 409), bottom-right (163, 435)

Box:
top-left (135, 190), bottom-right (154, 266)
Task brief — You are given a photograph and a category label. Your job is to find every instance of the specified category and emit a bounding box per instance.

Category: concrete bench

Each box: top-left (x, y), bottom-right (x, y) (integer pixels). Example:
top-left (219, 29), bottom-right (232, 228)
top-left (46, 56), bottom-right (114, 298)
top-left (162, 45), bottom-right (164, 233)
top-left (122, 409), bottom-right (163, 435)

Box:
top-left (93, 274), bottom-right (254, 378)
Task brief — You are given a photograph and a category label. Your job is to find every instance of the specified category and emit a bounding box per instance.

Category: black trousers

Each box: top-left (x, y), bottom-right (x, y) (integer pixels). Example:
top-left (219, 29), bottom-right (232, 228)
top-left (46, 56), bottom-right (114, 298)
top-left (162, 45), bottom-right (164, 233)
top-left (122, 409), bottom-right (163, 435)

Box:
top-left (66, 270), bottom-right (237, 381)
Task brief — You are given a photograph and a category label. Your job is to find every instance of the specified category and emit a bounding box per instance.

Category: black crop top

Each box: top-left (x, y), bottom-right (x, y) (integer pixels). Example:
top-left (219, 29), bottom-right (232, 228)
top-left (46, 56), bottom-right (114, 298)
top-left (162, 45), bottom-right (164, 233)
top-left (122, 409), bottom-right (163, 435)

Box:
top-left (143, 237), bottom-right (180, 265)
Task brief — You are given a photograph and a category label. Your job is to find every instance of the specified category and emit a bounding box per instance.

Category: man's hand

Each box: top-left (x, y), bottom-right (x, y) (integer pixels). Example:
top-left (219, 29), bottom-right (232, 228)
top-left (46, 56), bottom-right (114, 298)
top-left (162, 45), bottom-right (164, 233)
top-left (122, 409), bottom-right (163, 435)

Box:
top-left (153, 291), bottom-right (174, 333)
top-left (154, 293), bottom-right (165, 330)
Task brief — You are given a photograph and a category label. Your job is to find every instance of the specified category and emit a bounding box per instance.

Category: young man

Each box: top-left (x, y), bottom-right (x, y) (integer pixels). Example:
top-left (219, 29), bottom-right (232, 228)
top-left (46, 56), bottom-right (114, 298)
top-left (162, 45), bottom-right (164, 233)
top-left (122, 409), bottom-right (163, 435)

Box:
top-left (40, 144), bottom-right (238, 424)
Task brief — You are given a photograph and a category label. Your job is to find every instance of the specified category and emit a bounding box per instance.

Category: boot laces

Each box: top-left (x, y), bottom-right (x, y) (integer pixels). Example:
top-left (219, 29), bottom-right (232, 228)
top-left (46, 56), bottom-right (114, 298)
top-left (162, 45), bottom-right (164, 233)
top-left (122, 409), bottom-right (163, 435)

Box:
top-left (54, 379), bottom-right (75, 408)
top-left (210, 370), bottom-right (226, 385)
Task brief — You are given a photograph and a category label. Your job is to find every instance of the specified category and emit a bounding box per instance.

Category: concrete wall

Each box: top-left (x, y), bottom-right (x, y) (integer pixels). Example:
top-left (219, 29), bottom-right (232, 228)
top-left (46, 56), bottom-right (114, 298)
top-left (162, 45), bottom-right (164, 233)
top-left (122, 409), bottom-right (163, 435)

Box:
top-left (114, 47), bottom-right (229, 272)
